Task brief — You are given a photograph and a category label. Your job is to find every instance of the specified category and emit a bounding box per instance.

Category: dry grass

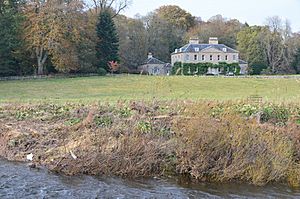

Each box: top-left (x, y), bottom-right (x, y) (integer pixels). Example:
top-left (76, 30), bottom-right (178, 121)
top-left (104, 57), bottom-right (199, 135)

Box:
top-left (1, 101), bottom-right (300, 187)
top-left (174, 103), bottom-right (297, 185)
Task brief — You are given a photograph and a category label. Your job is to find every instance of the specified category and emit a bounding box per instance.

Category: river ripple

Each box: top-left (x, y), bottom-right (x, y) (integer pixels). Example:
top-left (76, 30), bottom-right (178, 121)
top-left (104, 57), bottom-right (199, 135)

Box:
top-left (0, 159), bottom-right (299, 199)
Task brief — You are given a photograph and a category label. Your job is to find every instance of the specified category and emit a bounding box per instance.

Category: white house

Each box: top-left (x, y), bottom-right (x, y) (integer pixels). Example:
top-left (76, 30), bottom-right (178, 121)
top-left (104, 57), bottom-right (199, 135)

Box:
top-left (171, 37), bottom-right (248, 75)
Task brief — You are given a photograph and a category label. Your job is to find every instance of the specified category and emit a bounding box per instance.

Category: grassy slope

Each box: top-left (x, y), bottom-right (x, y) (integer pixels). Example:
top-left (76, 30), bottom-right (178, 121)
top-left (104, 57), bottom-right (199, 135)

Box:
top-left (0, 75), bottom-right (300, 103)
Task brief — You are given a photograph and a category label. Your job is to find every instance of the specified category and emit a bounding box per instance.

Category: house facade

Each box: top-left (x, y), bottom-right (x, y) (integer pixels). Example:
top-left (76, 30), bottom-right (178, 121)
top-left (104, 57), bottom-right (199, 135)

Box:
top-left (138, 53), bottom-right (172, 75)
top-left (171, 37), bottom-right (248, 75)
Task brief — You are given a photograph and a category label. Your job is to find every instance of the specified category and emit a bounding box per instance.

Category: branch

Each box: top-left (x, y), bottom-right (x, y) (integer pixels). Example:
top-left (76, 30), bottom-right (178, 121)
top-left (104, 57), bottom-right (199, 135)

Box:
top-left (92, 0), bottom-right (98, 13)
top-left (96, 0), bottom-right (130, 17)
top-left (108, 0), bottom-right (115, 8)
top-left (112, 0), bottom-right (128, 18)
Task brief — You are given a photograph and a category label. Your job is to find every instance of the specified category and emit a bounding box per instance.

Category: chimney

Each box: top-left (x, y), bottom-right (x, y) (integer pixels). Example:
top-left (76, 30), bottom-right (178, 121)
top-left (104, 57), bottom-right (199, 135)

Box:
top-left (148, 52), bottom-right (153, 59)
top-left (209, 37), bottom-right (218, 44)
top-left (189, 38), bottom-right (199, 44)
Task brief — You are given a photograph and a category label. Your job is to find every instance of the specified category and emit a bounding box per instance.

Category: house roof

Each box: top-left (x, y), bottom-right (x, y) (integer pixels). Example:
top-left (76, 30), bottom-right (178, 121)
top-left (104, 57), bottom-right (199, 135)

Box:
top-left (172, 43), bottom-right (238, 54)
top-left (143, 57), bottom-right (166, 65)
top-left (239, 59), bottom-right (248, 64)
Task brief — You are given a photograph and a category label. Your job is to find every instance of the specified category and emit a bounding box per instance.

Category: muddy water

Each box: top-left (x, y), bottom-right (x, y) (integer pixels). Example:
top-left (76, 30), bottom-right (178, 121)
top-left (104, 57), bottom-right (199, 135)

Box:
top-left (0, 159), bottom-right (299, 199)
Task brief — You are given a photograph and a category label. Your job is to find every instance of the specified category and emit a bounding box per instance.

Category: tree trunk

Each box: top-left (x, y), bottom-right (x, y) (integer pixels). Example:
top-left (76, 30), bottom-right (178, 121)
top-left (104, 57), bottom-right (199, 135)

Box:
top-left (36, 47), bottom-right (48, 75)
top-left (37, 58), bottom-right (44, 75)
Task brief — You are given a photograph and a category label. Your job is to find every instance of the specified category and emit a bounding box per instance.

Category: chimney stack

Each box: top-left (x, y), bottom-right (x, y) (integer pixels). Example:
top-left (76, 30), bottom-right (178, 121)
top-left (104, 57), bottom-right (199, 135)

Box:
top-left (189, 38), bottom-right (199, 44)
top-left (209, 37), bottom-right (218, 44)
top-left (148, 52), bottom-right (153, 59)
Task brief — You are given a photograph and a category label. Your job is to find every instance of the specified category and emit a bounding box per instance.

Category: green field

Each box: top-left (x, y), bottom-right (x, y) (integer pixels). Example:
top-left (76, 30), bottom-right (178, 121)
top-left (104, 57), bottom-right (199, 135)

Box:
top-left (0, 75), bottom-right (300, 103)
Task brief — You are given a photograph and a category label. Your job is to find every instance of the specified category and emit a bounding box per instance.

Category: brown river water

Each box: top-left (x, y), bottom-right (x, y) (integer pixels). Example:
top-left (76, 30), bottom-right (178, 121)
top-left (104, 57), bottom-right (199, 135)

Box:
top-left (0, 158), bottom-right (299, 199)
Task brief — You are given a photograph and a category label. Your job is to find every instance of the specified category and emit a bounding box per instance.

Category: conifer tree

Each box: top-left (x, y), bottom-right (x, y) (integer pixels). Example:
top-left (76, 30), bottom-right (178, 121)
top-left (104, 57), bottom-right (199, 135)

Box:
top-left (96, 11), bottom-right (119, 71)
top-left (0, 0), bottom-right (23, 76)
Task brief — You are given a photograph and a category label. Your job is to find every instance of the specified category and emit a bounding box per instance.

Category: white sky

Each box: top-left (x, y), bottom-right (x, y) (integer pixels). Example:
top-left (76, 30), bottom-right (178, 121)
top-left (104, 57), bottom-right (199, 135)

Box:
top-left (121, 0), bottom-right (300, 32)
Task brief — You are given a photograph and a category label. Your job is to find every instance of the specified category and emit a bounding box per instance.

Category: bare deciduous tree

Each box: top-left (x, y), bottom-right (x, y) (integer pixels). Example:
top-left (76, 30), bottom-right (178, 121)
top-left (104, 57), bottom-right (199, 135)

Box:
top-left (259, 29), bottom-right (284, 73)
top-left (91, 0), bottom-right (131, 17)
top-left (265, 16), bottom-right (283, 33)
top-left (261, 16), bottom-right (298, 73)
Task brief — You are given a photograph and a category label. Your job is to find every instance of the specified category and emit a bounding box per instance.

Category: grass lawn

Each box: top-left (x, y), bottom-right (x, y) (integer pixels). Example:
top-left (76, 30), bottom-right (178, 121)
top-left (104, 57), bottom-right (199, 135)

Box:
top-left (0, 75), bottom-right (300, 103)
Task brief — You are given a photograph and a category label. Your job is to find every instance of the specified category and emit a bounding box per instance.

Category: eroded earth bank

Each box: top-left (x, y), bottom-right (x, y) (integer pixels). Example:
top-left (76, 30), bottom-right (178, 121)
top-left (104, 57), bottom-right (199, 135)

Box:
top-left (1, 101), bottom-right (300, 187)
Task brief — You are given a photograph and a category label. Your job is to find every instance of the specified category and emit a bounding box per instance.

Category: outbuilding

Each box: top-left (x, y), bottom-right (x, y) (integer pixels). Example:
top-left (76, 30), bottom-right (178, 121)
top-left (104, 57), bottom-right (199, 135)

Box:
top-left (138, 53), bottom-right (171, 75)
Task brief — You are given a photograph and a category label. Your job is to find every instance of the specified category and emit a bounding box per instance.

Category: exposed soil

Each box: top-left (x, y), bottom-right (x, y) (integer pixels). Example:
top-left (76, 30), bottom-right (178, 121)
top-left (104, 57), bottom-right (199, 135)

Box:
top-left (1, 101), bottom-right (300, 187)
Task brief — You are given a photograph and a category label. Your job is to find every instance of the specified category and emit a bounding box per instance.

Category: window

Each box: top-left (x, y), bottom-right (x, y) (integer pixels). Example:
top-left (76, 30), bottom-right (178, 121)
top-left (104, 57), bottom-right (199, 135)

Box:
top-left (225, 55), bottom-right (228, 61)
top-left (202, 55), bottom-right (205, 61)
top-left (185, 54), bottom-right (189, 61)
top-left (195, 47), bottom-right (200, 52)
top-left (217, 55), bottom-right (221, 61)
top-left (222, 48), bottom-right (227, 52)
top-left (194, 54), bottom-right (198, 60)
top-left (233, 55), bottom-right (236, 60)
top-left (210, 55), bottom-right (213, 61)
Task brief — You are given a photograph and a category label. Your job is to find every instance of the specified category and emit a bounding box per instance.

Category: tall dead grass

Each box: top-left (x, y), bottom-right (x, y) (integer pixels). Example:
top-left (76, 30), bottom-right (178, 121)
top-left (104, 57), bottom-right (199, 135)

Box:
top-left (174, 102), bottom-right (300, 186)
top-left (0, 101), bottom-right (300, 187)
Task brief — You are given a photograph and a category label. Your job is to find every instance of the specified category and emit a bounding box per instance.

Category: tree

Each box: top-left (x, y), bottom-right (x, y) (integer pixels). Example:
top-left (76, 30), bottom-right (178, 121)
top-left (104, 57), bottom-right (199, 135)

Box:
top-left (115, 15), bottom-right (148, 71)
top-left (281, 21), bottom-right (299, 74)
top-left (259, 16), bottom-right (296, 74)
top-left (156, 5), bottom-right (195, 31)
top-left (23, 0), bottom-right (90, 75)
top-left (23, 0), bottom-right (50, 75)
top-left (91, 0), bottom-right (130, 16)
top-left (288, 33), bottom-right (300, 73)
top-left (237, 26), bottom-right (268, 74)
top-left (143, 11), bottom-right (186, 62)
top-left (292, 47), bottom-right (300, 73)
top-left (0, 0), bottom-right (24, 76)
top-left (49, 0), bottom-right (93, 73)
top-left (96, 10), bottom-right (119, 71)
top-left (237, 16), bottom-right (299, 74)
top-left (108, 60), bottom-right (119, 73)
top-left (147, 5), bottom-right (195, 62)
top-left (186, 15), bottom-right (243, 48)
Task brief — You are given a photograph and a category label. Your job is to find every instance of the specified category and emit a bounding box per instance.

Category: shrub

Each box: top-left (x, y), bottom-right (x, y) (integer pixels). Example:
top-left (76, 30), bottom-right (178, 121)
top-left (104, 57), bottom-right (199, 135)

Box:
top-left (118, 107), bottom-right (132, 118)
top-left (236, 104), bottom-right (259, 117)
top-left (261, 105), bottom-right (290, 125)
top-left (97, 67), bottom-right (107, 76)
top-left (174, 103), bottom-right (297, 185)
top-left (119, 66), bottom-right (130, 74)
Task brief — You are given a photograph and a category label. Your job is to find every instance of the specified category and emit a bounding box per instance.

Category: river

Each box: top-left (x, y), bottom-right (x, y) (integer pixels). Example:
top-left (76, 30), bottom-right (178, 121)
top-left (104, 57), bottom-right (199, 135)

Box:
top-left (0, 159), bottom-right (299, 199)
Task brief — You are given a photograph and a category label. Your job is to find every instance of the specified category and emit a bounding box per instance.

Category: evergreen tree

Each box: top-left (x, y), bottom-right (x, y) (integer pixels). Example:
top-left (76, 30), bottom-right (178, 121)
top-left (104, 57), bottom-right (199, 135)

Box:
top-left (96, 11), bottom-right (119, 71)
top-left (292, 47), bottom-right (300, 74)
top-left (0, 0), bottom-right (23, 76)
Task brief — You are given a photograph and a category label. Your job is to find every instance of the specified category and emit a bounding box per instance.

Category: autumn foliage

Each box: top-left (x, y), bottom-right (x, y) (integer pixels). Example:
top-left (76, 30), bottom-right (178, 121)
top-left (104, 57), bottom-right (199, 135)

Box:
top-left (108, 61), bottom-right (120, 73)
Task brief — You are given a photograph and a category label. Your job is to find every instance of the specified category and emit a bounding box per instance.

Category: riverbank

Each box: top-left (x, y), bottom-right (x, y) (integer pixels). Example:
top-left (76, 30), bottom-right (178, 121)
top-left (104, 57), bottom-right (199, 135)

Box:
top-left (1, 101), bottom-right (300, 187)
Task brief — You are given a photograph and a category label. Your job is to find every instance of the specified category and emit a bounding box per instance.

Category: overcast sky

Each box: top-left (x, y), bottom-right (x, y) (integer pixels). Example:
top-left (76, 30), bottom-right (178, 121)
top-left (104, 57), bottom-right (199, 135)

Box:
top-left (122, 0), bottom-right (300, 32)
